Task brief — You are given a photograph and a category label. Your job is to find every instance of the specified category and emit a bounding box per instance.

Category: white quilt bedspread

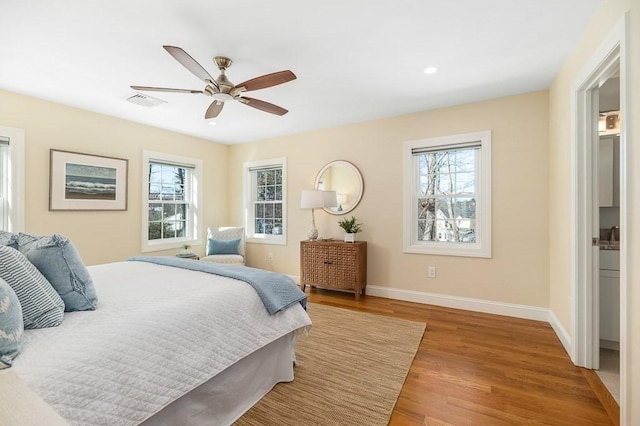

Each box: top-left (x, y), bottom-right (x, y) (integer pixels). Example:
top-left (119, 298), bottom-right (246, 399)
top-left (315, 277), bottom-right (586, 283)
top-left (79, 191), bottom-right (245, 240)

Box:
top-left (11, 261), bottom-right (311, 425)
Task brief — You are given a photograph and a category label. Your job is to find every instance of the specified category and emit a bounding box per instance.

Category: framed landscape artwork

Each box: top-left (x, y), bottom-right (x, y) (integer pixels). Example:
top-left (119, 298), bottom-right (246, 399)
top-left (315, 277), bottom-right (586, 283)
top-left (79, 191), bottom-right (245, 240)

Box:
top-left (49, 149), bottom-right (128, 211)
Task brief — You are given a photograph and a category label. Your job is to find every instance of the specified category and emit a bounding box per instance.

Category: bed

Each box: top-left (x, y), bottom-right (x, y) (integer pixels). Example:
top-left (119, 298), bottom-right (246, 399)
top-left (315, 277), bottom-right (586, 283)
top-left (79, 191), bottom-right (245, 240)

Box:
top-left (9, 259), bottom-right (311, 425)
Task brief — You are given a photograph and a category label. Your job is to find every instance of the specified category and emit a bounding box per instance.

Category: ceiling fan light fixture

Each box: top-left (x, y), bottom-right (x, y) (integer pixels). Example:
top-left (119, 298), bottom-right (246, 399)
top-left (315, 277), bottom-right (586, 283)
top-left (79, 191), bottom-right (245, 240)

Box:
top-left (134, 46), bottom-right (295, 119)
top-left (211, 92), bottom-right (234, 102)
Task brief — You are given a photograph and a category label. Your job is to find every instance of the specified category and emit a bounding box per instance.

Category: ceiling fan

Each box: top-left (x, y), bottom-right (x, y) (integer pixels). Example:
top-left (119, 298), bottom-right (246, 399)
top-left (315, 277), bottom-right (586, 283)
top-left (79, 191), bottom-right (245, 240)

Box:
top-left (131, 45), bottom-right (296, 119)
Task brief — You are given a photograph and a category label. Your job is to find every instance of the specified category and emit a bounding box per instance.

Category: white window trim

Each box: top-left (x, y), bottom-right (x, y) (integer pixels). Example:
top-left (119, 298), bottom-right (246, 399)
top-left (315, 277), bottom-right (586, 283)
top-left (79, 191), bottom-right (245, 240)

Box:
top-left (402, 130), bottom-right (492, 258)
top-left (0, 126), bottom-right (25, 232)
top-left (141, 150), bottom-right (203, 252)
top-left (243, 157), bottom-right (287, 245)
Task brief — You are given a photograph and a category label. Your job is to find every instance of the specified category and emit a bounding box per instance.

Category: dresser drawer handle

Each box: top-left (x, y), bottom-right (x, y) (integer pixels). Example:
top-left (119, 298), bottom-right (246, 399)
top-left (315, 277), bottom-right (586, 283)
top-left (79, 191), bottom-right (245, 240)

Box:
top-left (323, 260), bottom-right (333, 265)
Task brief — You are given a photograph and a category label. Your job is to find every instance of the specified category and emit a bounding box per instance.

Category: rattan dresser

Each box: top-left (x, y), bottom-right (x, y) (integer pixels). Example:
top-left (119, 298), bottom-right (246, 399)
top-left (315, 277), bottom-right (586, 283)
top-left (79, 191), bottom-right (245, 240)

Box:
top-left (300, 240), bottom-right (367, 300)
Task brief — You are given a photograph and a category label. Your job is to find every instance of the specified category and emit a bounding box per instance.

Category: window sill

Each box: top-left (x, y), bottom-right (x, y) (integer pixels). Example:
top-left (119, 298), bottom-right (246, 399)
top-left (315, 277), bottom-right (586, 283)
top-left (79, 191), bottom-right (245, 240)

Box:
top-left (142, 239), bottom-right (202, 253)
top-left (403, 243), bottom-right (491, 258)
top-left (246, 236), bottom-right (286, 246)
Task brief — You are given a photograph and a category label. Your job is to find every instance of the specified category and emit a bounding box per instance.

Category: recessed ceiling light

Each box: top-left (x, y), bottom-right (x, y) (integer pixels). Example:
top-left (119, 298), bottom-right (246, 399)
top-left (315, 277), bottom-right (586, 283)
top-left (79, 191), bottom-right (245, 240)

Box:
top-left (208, 121), bottom-right (217, 126)
top-left (424, 67), bottom-right (438, 75)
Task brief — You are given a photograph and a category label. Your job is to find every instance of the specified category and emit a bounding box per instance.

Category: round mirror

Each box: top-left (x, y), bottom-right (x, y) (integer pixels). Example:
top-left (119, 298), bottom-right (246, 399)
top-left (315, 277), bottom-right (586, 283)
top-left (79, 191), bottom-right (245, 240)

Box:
top-left (315, 160), bottom-right (364, 215)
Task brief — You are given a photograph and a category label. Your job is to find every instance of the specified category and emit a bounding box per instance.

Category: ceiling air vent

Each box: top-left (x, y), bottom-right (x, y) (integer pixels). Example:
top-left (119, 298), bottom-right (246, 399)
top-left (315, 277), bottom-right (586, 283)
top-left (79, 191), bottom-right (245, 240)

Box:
top-left (125, 93), bottom-right (166, 108)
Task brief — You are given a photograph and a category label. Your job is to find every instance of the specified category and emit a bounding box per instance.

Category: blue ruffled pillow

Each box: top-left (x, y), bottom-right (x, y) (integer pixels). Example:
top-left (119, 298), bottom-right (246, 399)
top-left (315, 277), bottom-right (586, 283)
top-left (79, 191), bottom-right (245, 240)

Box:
top-left (207, 238), bottom-right (241, 255)
top-left (0, 278), bottom-right (23, 368)
top-left (18, 233), bottom-right (98, 312)
top-left (0, 231), bottom-right (18, 250)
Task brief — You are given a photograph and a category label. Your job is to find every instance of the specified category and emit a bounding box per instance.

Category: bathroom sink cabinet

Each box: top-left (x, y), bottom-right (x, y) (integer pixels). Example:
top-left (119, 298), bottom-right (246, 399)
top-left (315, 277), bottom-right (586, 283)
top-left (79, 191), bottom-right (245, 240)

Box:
top-left (599, 249), bottom-right (620, 348)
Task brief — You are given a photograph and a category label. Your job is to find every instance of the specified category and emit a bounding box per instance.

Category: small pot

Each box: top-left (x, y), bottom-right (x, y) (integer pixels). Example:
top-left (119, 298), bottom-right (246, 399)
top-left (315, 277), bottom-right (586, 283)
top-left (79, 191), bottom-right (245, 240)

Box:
top-left (344, 233), bottom-right (355, 243)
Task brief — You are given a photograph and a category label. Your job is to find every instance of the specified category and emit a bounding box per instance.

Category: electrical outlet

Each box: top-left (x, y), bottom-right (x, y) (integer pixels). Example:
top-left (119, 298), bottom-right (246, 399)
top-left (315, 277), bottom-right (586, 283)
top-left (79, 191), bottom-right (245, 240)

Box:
top-left (428, 266), bottom-right (436, 278)
top-left (268, 252), bottom-right (273, 263)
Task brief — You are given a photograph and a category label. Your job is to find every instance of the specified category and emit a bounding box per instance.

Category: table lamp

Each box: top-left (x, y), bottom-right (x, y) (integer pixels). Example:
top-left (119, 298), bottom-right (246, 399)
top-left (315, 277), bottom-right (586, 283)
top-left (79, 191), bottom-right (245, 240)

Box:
top-left (301, 190), bottom-right (334, 240)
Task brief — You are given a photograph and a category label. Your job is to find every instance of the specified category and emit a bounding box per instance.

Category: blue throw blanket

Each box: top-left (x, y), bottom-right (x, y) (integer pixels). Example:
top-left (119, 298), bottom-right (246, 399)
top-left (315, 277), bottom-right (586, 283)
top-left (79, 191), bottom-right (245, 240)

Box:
top-left (127, 256), bottom-right (307, 315)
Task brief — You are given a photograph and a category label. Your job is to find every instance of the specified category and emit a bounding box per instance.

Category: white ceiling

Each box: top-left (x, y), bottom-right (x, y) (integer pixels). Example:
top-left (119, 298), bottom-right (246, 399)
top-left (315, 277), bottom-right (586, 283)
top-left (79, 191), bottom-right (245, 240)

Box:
top-left (0, 0), bottom-right (602, 144)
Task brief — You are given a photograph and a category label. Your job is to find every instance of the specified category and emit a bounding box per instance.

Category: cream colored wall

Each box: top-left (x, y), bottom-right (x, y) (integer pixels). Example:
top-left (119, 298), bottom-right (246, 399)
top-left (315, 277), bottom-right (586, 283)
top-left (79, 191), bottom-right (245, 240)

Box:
top-left (330, 165), bottom-right (359, 211)
top-left (549, 0), bottom-right (639, 421)
top-left (230, 91), bottom-right (550, 307)
top-left (0, 89), bottom-right (229, 265)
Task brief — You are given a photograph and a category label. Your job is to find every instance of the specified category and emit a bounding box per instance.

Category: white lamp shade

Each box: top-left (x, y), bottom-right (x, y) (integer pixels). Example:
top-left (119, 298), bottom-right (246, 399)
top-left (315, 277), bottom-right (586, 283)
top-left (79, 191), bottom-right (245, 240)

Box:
top-left (337, 193), bottom-right (348, 205)
top-left (300, 190), bottom-right (325, 209)
top-left (323, 191), bottom-right (337, 208)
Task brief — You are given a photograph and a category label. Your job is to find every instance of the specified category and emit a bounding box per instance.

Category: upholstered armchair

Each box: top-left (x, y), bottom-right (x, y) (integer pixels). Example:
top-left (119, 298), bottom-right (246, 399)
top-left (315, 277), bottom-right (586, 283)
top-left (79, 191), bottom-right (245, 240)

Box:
top-left (200, 226), bottom-right (245, 266)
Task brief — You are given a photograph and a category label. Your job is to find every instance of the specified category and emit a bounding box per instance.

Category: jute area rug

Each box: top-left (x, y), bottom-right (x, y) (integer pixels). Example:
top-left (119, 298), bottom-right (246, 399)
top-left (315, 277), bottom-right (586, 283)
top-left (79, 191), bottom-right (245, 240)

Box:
top-left (235, 303), bottom-right (426, 426)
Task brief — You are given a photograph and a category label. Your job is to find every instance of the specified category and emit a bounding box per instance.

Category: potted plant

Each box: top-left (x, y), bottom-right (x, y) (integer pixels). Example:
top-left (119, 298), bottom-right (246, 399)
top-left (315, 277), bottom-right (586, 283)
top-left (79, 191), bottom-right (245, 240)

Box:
top-left (338, 216), bottom-right (362, 243)
top-left (179, 244), bottom-right (191, 255)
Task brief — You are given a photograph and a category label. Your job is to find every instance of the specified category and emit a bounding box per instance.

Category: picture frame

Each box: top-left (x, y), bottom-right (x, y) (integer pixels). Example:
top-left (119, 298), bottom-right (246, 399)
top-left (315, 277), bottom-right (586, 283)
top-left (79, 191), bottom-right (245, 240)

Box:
top-left (49, 149), bottom-right (128, 211)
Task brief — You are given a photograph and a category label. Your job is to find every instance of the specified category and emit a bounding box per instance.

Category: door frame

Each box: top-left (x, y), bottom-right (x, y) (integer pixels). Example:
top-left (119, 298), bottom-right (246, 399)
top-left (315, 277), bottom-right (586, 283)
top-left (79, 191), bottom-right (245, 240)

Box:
top-left (570, 13), bottom-right (628, 415)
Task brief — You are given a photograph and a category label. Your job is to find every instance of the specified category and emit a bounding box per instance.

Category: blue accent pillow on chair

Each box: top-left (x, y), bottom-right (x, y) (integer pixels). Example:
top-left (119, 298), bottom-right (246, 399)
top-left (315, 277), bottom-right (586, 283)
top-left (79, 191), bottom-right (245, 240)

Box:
top-left (0, 278), bottom-right (23, 368)
top-left (207, 238), bottom-right (241, 255)
top-left (18, 233), bottom-right (98, 312)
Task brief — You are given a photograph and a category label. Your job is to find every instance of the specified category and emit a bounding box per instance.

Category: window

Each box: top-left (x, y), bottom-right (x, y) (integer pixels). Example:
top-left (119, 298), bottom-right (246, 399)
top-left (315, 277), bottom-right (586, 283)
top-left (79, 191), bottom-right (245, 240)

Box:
top-left (244, 158), bottom-right (286, 245)
top-left (403, 131), bottom-right (491, 258)
top-left (0, 126), bottom-right (25, 232)
top-left (142, 151), bottom-right (202, 252)
top-left (0, 138), bottom-right (9, 230)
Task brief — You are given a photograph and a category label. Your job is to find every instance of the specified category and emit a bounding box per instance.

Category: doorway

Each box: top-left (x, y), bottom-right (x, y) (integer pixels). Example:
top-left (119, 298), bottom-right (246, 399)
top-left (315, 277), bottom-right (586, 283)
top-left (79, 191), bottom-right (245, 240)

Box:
top-left (571, 17), bottom-right (628, 418)
top-left (595, 75), bottom-right (621, 403)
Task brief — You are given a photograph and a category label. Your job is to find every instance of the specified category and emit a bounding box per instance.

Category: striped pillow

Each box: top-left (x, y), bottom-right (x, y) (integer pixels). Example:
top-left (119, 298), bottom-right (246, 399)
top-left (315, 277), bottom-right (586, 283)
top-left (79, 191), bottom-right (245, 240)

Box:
top-left (0, 278), bottom-right (23, 368)
top-left (0, 246), bottom-right (64, 329)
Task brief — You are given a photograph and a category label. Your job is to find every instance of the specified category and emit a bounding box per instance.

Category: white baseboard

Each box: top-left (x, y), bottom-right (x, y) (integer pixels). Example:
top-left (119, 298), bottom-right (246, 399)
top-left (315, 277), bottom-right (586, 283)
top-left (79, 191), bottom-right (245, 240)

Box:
top-left (366, 285), bottom-right (549, 322)
top-left (288, 274), bottom-right (300, 284)
top-left (298, 282), bottom-right (571, 353)
top-left (548, 309), bottom-right (572, 356)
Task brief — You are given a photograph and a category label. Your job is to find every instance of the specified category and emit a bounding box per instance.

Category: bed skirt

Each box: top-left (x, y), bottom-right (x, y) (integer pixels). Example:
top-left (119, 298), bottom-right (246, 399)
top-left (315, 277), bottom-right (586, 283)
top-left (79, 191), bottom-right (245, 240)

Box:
top-left (141, 332), bottom-right (297, 426)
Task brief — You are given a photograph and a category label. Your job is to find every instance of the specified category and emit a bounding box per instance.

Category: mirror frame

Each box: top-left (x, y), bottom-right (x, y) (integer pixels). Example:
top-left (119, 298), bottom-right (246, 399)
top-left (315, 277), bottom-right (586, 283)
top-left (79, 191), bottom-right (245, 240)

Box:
top-left (314, 160), bottom-right (364, 215)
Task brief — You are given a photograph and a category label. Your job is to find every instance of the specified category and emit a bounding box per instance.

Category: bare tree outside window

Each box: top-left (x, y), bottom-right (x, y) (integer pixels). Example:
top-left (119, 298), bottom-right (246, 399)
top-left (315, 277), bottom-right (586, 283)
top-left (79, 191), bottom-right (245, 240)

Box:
top-left (148, 163), bottom-right (190, 241)
top-left (416, 148), bottom-right (477, 244)
top-left (253, 167), bottom-right (283, 235)
top-left (404, 131), bottom-right (490, 257)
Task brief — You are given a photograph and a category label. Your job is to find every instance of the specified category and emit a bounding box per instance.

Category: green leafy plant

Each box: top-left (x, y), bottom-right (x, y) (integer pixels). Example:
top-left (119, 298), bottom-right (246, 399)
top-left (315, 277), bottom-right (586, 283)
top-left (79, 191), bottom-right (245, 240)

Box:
top-left (338, 216), bottom-right (363, 234)
top-left (181, 244), bottom-right (191, 250)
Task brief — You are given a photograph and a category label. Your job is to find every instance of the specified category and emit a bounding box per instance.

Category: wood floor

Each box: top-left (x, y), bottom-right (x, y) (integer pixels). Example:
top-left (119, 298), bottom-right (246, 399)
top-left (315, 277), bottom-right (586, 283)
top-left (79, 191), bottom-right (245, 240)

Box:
top-left (306, 289), bottom-right (616, 426)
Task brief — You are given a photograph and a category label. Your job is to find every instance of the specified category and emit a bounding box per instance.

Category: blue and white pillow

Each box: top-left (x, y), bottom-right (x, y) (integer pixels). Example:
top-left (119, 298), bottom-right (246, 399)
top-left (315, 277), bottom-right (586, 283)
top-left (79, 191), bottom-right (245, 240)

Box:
top-left (207, 238), bottom-right (241, 255)
top-left (19, 233), bottom-right (98, 312)
top-left (0, 278), bottom-right (23, 369)
top-left (0, 246), bottom-right (64, 329)
top-left (0, 231), bottom-right (18, 250)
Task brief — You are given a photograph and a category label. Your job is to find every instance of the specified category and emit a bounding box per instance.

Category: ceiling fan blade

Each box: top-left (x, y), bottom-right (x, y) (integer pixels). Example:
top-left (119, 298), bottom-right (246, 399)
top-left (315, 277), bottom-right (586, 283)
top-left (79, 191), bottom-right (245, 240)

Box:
top-left (239, 96), bottom-right (288, 116)
top-left (235, 70), bottom-right (296, 92)
top-left (163, 45), bottom-right (218, 88)
top-left (205, 101), bottom-right (224, 119)
top-left (131, 86), bottom-right (203, 94)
